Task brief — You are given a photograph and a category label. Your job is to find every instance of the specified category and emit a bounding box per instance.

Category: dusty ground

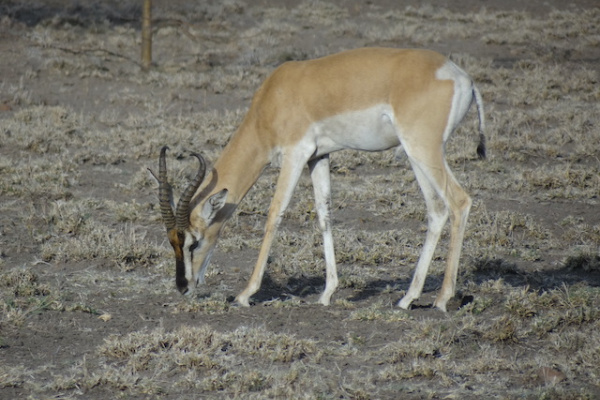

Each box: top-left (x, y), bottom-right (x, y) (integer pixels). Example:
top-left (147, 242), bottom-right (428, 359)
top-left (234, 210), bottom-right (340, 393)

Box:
top-left (1, 0), bottom-right (599, 399)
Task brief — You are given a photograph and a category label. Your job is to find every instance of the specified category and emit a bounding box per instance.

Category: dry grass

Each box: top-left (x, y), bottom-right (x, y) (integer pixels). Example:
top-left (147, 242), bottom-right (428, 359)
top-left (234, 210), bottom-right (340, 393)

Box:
top-left (1, 0), bottom-right (599, 399)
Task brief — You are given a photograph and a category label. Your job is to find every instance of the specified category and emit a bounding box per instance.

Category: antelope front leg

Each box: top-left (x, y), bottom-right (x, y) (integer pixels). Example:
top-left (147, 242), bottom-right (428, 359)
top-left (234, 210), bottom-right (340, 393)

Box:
top-left (236, 153), bottom-right (308, 306)
top-left (235, 215), bottom-right (278, 307)
top-left (309, 155), bottom-right (338, 306)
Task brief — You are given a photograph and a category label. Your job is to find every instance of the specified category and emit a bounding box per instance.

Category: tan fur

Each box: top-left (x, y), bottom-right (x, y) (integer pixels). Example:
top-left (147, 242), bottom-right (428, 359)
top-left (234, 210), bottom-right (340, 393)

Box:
top-left (196, 48), bottom-right (449, 201)
top-left (174, 47), bottom-right (484, 311)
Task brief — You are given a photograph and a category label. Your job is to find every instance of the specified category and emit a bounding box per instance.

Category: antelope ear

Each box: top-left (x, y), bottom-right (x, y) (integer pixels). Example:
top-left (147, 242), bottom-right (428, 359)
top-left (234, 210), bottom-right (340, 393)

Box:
top-left (201, 189), bottom-right (228, 224)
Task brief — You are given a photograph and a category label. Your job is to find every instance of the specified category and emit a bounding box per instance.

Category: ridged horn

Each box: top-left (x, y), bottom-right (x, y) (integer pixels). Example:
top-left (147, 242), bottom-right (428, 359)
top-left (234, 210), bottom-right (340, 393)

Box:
top-left (175, 152), bottom-right (206, 232)
top-left (157, 146), bottom-right (177, 231)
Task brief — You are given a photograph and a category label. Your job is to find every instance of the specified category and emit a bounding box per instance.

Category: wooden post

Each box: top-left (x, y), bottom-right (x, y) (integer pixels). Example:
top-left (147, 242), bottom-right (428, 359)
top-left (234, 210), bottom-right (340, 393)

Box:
top-left (141, 0), bottom-right (152, 70)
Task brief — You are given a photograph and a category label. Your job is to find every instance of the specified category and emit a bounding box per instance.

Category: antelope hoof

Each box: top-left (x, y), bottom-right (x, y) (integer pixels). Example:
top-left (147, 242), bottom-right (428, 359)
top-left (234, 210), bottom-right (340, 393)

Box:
top-left (397, 295), bottom-right (414, 310)
top-left (433, 297), bottom-right (449, 313)
top-left (236, 294), bottom-right (251, 307)
top-left (318, 295), bottom-right (331, 306)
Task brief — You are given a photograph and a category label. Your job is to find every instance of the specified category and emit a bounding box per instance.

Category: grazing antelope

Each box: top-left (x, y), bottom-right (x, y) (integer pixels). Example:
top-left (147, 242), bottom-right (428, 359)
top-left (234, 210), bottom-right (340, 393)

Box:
top-left (151, 47), bottom-right (485, 312)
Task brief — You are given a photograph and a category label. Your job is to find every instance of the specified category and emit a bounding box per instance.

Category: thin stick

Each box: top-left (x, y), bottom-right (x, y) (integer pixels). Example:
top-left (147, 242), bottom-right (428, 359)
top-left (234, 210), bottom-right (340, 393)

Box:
top-left (141, 0), bottom-right (152, 70)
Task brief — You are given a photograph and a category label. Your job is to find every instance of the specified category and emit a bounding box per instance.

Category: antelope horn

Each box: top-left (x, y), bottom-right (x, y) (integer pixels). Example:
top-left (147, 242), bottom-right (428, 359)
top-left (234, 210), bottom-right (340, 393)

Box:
top-left (175, 152), bottom-right (206, 232)
top-left (154, 146), bottom-right (177, 232)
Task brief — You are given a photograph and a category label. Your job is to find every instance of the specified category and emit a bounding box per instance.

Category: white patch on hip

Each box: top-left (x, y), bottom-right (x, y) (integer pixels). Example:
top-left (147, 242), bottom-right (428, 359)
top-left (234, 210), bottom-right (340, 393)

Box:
top-left (436, 61), bottom-right (474, 143)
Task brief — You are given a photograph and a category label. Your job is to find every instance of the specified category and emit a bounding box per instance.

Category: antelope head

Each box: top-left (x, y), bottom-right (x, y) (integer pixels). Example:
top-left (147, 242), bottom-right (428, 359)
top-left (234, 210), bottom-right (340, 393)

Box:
top-left (150, 146), bottom-right (228, 295)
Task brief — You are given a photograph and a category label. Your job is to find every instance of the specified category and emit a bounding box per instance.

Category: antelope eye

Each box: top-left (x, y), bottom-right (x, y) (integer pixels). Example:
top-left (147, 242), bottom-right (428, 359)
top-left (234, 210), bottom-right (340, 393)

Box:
top-left (189, 241), bottom-right (199, 252)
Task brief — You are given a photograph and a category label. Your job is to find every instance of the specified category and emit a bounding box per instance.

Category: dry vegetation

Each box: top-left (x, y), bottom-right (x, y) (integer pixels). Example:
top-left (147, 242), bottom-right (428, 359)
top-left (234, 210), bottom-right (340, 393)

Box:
top-left (1, 0), bottom-right (599, 398)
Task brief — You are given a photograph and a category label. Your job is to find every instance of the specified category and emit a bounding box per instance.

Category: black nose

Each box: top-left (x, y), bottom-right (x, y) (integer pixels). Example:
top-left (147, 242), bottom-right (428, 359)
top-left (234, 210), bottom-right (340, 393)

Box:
top-left (178, 285), bottom-right (189, 295)
top-left (176, 273), bottom-right (189, 295)
top-left (175, 259), bottom-right (188, 294)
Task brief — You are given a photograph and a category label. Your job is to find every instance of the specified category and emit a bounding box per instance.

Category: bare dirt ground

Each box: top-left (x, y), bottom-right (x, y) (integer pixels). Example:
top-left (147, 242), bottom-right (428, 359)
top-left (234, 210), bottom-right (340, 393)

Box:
top-left (1, 0), bottom-right (599, 399)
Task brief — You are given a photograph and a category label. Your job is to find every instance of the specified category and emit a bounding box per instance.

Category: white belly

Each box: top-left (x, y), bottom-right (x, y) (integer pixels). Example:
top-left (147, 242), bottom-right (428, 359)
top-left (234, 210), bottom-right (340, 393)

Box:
top-left (310, 104), bottom-right (400, 157)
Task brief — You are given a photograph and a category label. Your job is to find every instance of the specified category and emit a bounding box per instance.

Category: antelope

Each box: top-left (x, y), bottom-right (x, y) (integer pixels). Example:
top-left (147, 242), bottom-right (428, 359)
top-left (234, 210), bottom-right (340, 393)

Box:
top-left (151, 47), bottom-right (485, 312)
